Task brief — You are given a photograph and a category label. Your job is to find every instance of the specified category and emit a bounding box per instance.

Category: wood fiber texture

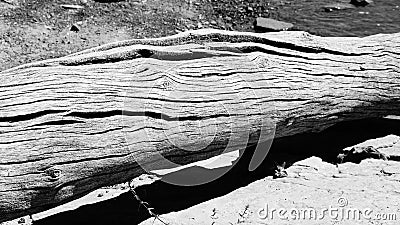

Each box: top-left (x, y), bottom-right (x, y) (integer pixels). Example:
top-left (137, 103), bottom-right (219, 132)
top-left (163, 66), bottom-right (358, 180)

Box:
top-left (0, 29), bottom-right (399, 221)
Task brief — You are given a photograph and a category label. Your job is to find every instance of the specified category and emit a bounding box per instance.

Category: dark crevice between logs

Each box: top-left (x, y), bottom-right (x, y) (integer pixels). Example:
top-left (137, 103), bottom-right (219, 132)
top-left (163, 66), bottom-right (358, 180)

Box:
top-left (1, 110), bottom-right (242, 125)
top-left (58, 53), bottom-right (143, 66)
top-left (72, 32), bottom-right (370, 59)
top-left (34, 117), bottom-right (400, 225)
top-left (32, 120), bottom-right (85, 127)
top-left (67, 110), bottom-right (241, 122)
top-left (22, 31), bottom-right (375, 68)
top-left (58, 43), bottom-right (366, 66)
top-left (0, 110), bottom-right (67, 123)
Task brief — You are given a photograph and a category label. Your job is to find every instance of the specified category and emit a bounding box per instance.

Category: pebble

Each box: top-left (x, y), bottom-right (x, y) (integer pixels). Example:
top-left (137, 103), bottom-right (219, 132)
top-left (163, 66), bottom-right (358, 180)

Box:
top-left (254, 17), bottom-right (294, 31)
top-left (70, 24), bottom-right (80, 32)
top-left (350, 0), bottom-right (373, 7)
top-left (60, 4), bottom-right (84, 10)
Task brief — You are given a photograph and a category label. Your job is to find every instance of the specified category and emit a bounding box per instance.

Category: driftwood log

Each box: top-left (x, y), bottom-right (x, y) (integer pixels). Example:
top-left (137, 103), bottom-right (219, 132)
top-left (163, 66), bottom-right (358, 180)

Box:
top-left (0, 29), bottom-right (399, 222)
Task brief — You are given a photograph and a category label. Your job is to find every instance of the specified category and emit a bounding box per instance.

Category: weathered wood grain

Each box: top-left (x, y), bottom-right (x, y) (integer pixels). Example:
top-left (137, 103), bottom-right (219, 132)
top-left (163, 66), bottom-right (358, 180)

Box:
top-left (0, 29), bottom-right (399, 222)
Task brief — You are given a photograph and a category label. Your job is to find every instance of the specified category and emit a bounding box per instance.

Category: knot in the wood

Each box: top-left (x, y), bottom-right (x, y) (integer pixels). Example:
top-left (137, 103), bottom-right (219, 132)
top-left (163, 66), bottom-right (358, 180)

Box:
top-left (45, 168), bottom-right (62, 180)
top-left (159, 77), bottom-right (175, 91)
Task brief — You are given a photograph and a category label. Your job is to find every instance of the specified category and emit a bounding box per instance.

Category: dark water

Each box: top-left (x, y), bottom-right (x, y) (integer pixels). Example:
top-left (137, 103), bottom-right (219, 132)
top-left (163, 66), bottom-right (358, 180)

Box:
top-left (275, 0), bottom-right (400, 37)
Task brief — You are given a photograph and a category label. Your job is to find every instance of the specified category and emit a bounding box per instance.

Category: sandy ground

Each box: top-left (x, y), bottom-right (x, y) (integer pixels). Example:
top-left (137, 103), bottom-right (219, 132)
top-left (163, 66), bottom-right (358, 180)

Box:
top-left (0, 0), bottom-right (197, 71)
top-left (0, 0), bottom-right (279, 71)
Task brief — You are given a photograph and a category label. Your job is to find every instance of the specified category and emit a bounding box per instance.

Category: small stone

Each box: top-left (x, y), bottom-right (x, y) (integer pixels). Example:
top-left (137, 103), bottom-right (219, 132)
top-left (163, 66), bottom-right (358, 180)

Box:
top-left (210, 20), bottom-right (217, 25)
top-left (60, 4), bottom-right (84, 10)
top-left (70, 24), bottom-right (80, 32)
top-left (350, 0), bottom-right (373, 7)
top-left (197, 22), bottom-right (203, 28)
top-left (254, 17), bottom-right (293, 32)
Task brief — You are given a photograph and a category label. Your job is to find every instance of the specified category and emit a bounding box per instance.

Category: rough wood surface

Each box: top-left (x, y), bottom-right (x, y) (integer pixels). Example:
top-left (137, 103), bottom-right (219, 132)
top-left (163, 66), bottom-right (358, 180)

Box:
top-left (0, 29), bottom-right (399, 222)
